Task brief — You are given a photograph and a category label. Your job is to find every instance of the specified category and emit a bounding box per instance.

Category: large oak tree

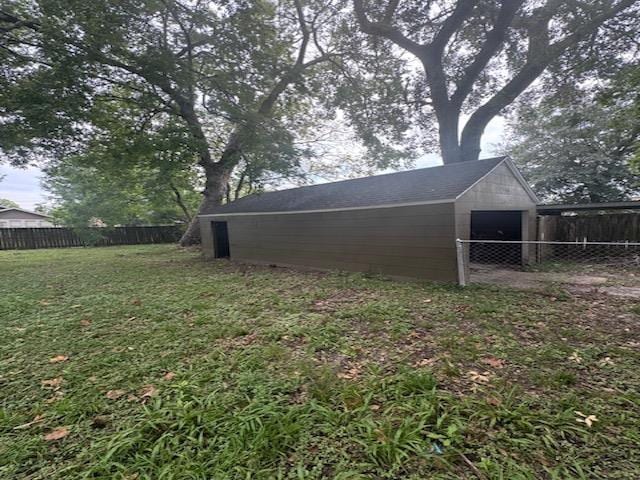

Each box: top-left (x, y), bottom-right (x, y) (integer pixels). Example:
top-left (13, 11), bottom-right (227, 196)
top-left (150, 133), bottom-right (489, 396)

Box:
top-left (353, 0), bottom-right (640, 164)
top-left (2, 0), bottom-right (409, 244)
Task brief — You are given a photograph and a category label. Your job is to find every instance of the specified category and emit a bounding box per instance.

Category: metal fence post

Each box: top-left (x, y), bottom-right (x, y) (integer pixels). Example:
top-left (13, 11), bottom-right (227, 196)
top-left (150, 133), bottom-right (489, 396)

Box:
top-left (456, 239), bottom-right (467, 286)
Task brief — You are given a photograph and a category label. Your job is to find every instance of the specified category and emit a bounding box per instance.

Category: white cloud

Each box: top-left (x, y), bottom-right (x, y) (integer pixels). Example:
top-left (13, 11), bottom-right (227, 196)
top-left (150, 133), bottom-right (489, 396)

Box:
top-left (0, 165), bottom-right (47, 210)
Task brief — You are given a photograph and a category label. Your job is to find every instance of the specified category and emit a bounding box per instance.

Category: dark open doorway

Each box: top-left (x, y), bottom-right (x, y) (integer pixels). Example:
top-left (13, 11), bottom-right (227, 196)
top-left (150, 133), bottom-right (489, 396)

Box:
top-left (471, 211), bottom-right (522, 241)
top-left (470, 211), bottom-right (522, 264)
top-left (212, 221), bottom-right (230, 258)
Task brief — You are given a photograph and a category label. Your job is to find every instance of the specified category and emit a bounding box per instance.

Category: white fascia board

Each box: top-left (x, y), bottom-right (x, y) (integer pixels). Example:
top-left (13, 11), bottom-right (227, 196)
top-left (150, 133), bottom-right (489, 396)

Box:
top-left (198, 198), bottom-right (456, 218)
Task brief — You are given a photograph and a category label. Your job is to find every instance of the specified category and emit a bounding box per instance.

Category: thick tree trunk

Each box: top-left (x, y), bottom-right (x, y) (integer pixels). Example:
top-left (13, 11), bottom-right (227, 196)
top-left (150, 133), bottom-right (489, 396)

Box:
top-left (431, 92), bottom-right (483, 163)
top-left (418, 52), bottom-right (465, 166)
top-left (179, 164), bottom-right (233, 246)
top-left (179, 134), bottom-right (241, 246)
top-left (459, 126), bottom-right (483, 162)
top-left (177, 39), bottom-right (312, 247)
top-left (436, 108), bottom-right (463, 164)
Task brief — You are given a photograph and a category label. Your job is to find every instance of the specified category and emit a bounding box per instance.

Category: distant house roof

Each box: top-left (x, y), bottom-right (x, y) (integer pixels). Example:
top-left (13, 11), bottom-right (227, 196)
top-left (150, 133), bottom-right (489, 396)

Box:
top-left (0, 206), bottom-right (52, 219)
top-left (202, 156), bottom-right (535, 216)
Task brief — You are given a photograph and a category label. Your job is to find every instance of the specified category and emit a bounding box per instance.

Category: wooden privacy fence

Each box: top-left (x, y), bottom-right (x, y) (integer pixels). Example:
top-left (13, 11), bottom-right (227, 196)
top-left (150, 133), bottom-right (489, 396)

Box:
top-left (0, 225), bottom-right (184, 250)
top-left (540, 213), bottom-right (640, 242)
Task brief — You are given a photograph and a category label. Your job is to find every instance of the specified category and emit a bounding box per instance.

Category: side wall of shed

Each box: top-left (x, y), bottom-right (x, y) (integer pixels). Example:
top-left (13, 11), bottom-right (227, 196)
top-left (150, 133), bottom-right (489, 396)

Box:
top-left (454, 162), bottom-right (537, 240)
top-left (200, 202), bottom-right (458, 282)
top-left (455, 162), bottom-right (537, 281)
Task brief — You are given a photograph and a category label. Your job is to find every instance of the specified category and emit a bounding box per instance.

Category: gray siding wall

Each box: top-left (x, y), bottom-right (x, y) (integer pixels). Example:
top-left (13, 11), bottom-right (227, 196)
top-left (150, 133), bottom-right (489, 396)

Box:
top-left (201, 202), bottom-right (458, 282)
top-left (454, 162), bottom-right (537, 241)
top-left (454, 162), bottom-right (537, 280)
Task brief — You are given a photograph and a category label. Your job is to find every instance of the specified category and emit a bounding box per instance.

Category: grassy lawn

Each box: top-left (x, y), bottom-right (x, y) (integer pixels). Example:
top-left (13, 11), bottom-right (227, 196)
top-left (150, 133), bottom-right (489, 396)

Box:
top-left (1, 245), bottom-right (639, 479)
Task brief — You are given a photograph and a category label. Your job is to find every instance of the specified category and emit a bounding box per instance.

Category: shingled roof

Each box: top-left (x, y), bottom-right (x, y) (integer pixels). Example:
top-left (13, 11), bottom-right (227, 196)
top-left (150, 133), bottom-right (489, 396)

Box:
top-left (205, 156), bottom-right (510, 215)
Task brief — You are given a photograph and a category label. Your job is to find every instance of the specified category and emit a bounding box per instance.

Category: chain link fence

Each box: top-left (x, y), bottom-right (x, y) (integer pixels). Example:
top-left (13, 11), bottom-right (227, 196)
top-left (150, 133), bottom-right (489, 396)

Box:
top-left (456, 239), bottom-right (640, 286)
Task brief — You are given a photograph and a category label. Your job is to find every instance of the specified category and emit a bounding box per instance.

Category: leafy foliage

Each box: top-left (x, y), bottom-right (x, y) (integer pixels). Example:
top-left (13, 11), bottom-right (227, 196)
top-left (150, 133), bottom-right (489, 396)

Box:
top-left (506, 65), bottom-right (640, 203)
top-left (0, 198), bottom-right (20, 208)
top-left (1, 0), bottom-right (417, 242)
top-left (45, 156), bottom-right (200, 227)
top-left (43, 98), bottom-right (201, 227)
top-left (353, 0), bottom-right (640, 163)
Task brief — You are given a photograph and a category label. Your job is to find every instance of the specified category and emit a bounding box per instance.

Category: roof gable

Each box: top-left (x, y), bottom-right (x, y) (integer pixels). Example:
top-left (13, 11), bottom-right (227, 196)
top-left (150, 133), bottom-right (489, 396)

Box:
top-left (204, 157), bottom-right (523, 216)
top-left (455, 157), bottom-right (539, 204)
top-left (0, 207), bottom-right (52, 219)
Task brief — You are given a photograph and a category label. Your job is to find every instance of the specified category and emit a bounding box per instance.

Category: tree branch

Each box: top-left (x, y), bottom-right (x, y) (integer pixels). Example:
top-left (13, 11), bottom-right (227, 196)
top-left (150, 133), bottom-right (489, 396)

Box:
top-left (352, 0), bottom-right (425, 57)
top-left (430, 1), bottom-right (479, 54)
top-left (169, 180), bottom-right (192, 222)
top-left (450, 1), bottom-right (524, 110)
top-left (0, 9), bottom-right (40, 31)
top-left (293, 0), bottom-right (310, 65)
top-left (461, 0), bottom-right (639, 157)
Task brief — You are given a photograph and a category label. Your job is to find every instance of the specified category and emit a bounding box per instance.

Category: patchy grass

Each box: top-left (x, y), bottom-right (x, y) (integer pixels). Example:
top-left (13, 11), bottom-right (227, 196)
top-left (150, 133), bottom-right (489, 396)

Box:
top-left (1, 245), bottom-right (639, 479)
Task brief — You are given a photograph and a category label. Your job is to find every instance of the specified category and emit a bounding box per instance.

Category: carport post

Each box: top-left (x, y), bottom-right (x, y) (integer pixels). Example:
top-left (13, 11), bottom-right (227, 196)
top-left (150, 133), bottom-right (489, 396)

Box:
top-left (456, 239), bottom-right (467, 286)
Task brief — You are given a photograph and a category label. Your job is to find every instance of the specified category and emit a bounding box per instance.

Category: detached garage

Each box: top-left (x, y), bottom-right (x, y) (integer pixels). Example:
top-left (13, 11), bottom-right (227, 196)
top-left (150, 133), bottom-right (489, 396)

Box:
top-left (199, 156), bottom-right (538, 283)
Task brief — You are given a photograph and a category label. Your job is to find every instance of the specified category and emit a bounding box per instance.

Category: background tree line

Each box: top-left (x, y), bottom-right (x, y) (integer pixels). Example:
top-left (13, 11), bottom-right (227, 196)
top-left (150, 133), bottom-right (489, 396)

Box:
top-left (1, 0), bottom-right (639, 242)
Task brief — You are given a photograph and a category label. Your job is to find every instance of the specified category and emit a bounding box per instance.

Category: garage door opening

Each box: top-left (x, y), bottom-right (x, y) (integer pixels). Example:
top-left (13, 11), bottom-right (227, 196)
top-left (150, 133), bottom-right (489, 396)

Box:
top-left (212, 221), bottom-right (230, 258)
top-left (470, 211), bottom-right (522, 264)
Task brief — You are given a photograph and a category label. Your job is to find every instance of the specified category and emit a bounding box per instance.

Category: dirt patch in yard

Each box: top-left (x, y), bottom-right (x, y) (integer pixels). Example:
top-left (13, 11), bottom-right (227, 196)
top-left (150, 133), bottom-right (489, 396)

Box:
top-left (567, 284), bottom-right (640, 298)
top-left (471, 264), bottom-right (640, 298)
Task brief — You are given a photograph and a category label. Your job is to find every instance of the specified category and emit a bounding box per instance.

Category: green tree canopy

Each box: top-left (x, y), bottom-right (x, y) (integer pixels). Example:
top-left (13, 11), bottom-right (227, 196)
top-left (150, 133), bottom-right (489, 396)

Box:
top-left (352, 0), bottom-right (640, 164)
top-left (0, 198), bottom-right (20, 208)
top-left (1, 0), bottom-right (411, 244)
top-left (505, 65), bottom-right (640, 203)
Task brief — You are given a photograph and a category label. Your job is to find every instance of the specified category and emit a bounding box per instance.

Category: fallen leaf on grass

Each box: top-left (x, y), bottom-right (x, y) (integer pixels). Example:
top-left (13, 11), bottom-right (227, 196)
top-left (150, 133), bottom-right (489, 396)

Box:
top-left (337, 366), bottom-right (361, 380)
top-left (49, 355), bottom-right (69, 364)
top-left (467, 370), bottom-right (492, 384)
top-left (44, 427), bottom-right (69, 441)
top-left (39, 299), bottom-right (51, 306)
top-left (575, 411), bottom-right (598, 427)
top-left (414, 357), bottom-right (437, 367)
top-left (598, 357), bottom-right (614, 366)
top-left (105, 389), bottom-right (126, 400)
top-left (13, 414), bottom-right (44, 430)
top-left (568, 351), bottom-right (582, 363)
top-left (45, 391), bottom-right (64, 403)
top-left (41, 377), bottom-right (63, 389)
top-left (481, 357), bottom-right (505, 369)
top-left (139, 385), bottom-right (158, 402)
top-left (162, 372), bottom-right (176, 381)
top-left (80, 319), bottom-right (92, 327)
top-left (374, 429), bottom-right (387, 442)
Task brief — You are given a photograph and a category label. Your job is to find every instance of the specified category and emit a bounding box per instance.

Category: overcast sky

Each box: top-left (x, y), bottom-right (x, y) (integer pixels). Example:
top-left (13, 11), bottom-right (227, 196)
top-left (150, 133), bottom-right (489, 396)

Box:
top-left (0, 117), bottom-right (505, 211)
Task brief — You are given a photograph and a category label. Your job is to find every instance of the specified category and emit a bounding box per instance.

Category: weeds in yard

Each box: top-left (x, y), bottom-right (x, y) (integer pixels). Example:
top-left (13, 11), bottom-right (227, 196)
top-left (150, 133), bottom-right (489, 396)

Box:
top-left (1, 245), bottom-right (639, 479)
